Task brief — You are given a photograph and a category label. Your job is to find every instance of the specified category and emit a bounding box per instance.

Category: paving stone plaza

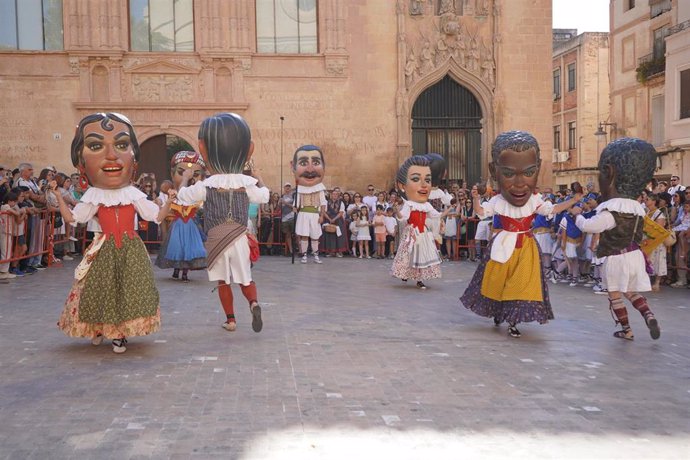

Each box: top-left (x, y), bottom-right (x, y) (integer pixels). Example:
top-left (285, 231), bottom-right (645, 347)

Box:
top-left (1, 257), bottom-right (688, 459)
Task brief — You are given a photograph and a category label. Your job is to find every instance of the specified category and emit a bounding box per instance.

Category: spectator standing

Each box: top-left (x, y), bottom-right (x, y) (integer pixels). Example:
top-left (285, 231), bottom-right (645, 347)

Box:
top-left (280, 182), bottom-right (295, 255)
top-left (321, 189), bottom-right (348, 257)
top-left (667, 175), bottom-right (686, 196)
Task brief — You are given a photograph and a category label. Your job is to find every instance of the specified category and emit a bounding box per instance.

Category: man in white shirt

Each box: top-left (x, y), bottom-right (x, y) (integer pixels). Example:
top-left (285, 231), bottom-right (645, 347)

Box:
top-left (667, 176), bottom-right (686, 195)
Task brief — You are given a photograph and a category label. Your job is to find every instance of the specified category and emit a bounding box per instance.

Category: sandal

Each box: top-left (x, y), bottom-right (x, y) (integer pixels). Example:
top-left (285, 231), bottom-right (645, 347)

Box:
top-left (613, 328), bottom-right (634, 340)
top-left (508, 325), bottom-right (521, 338)
top-left (645, 316), bottom-right (660, 340)
top-left (250, 302), bottom-right (263, 333)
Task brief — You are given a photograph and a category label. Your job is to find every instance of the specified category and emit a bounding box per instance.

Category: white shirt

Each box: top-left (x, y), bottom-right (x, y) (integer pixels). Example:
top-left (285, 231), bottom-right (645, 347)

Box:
top-left (70, 185), bottom-right (161, 225)
top-left (177, 174), bottom-right (269, 205)
top-left (479, 194), bottom-right (554, 263)
top-left (575, 198), bottom-right (645, 234)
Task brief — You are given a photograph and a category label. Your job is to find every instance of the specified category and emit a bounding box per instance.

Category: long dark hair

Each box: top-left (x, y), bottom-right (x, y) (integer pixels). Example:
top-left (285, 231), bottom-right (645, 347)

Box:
top-left (71, 112), bottom-right (140, 167)
top-left (199, 113), bottom-right (252, 174)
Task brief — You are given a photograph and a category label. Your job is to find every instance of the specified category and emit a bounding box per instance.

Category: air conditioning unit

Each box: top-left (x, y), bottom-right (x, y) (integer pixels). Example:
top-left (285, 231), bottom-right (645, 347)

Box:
top-left (552, 149), bottom-right (559, 163)
top-left (557, 151), bottom-right (570, 162)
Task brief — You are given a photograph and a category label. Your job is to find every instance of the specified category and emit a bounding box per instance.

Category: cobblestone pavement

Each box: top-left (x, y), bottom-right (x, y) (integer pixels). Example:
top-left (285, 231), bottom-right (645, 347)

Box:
top-left (0, 256), bottom-right (689, 459)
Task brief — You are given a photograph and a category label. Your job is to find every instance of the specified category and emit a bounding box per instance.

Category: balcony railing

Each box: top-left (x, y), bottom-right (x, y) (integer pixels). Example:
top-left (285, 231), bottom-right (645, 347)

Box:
top-left (669, 19), bottom-right (690, 36)
top-left (636, 53), bottom-right (665, 83)
top-left (650, 0), bottom-right (672, 18)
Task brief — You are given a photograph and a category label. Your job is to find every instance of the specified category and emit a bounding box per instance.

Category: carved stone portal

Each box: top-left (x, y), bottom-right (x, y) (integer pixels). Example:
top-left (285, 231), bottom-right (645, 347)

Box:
top-left (403, 10), bottom-right (495, 92)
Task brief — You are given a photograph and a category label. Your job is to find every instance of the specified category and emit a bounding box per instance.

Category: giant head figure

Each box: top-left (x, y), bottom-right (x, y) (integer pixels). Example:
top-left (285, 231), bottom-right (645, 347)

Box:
top-left (71, 112), bottom-right (140, 190)
top-left (170, 150), bottom-right (206, 189)
top-left (396, 155), bottom-right (432, 204)
top-left (198, 112), bottom-right (253, 175)
top-left (291, 145), bottom-right (325, 187)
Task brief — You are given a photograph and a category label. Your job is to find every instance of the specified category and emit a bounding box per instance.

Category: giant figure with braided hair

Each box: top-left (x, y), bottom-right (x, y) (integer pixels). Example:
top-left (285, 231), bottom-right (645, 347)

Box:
top-left (51, 112), bottom-right (172, 353)
top-left (461, 131), bottom-right (581, 338)
top-left (570, 138), bottom-right (660, 341)
top-left (176, 113), bottom-right (269, 333)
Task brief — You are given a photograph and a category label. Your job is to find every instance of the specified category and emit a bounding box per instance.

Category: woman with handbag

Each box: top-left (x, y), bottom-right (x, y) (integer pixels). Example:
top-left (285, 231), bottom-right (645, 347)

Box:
top-left (321, 189), bottom-right (348, 257)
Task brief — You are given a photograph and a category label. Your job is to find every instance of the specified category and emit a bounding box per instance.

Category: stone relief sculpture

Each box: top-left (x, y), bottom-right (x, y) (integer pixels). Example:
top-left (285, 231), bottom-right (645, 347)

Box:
top-left (439, 0), bottom-right (456, 15)
top-left (405, 50), bottom-right (419, 87)
top-left (402, 0), bottom-right (495, 91)
top-left (410, 0), bottom-right (425, 15)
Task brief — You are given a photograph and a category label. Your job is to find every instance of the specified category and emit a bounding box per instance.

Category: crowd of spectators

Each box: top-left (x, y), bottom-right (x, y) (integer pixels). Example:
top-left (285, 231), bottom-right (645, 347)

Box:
top-left (1, 162), bottom-right (688, 291)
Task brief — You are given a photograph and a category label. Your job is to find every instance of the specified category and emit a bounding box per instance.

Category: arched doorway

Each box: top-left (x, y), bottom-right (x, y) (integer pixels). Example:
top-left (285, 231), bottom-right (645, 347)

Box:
top-left (411, 75), bottom-right (483, 187)
top-left (138, 134), bottom-right (195, 184)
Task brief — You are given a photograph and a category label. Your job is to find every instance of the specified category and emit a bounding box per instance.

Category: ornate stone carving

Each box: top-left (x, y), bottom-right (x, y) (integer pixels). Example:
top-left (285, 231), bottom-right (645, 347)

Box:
top-left (131, 75), bottom-right (193, 103)
top-left (69, 57), bottom-right (80, 74)
top-left (409, 0), bottom-right (424, 15)
top-left (326, 58), bottom-right (348, 76)
top-left (439, 0), bottom-right (456, 15)
top-left (403, 10), bottom-right (495, 91)
top-left (476, 0), bottom-right (490, 16)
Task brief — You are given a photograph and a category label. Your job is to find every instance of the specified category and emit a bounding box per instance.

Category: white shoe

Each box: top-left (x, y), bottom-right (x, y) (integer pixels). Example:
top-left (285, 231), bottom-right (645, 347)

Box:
top-left (0, 272), bottom-right (16, 279)
top-left (301, 254), bottom-right (308, 264)
top-left (91, 334), bottom-right (103, 346)
top-left (112, 338), bottom-right (127, 353)
top-left (313, 254), bottom-right (323, 264)
top-left (62, 255), bottom-right (74, 261)
top-left (69, 236), bottom-right (78, 242)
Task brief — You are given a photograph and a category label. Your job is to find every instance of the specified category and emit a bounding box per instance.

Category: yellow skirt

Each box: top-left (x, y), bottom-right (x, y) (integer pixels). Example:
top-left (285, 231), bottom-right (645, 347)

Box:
top-left (480, 237), bottom-right (543, 302)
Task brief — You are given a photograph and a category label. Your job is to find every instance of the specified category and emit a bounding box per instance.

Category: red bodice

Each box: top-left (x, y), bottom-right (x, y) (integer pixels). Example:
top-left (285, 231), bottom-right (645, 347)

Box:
top-left (408, 210), bottom-right (427, 233)
top-left (497, 214), bottom-right (535, 248)
top-left (97, 204), bottom-right (138, 248)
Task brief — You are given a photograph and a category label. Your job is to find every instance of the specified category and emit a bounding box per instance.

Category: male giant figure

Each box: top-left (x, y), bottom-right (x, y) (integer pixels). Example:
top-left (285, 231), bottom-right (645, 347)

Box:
top-left (292, 145), bottom-right (327, 264)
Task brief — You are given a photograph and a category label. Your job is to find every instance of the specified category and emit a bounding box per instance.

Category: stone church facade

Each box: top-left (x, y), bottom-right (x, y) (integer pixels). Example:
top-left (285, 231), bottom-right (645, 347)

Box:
top-left (0, 0), bottom-right (553, 191)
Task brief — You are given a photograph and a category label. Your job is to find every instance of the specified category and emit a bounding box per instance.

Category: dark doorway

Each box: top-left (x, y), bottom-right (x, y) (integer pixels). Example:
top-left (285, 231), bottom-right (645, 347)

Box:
top-left (411, 75), bottom-right (483, 187)
top-left (138, 134), bottom-right (195, 184)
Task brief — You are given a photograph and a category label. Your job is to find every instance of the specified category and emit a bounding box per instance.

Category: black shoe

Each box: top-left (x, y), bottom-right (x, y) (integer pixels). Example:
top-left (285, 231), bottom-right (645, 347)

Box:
top-left (250, 302), bottom-right (263, 333)
top-left (508, 325), bottom-right (521, 338)
top-left (416, 281), bottom-right (427, 290)
top-left (646, 316), bottom-right (660, 340)
top-left (172, 269), bottom-right (179, 279)
top-left (493, 317), bottom-right (502, 327)
top-left (181, 273), bottom-right (189, 282)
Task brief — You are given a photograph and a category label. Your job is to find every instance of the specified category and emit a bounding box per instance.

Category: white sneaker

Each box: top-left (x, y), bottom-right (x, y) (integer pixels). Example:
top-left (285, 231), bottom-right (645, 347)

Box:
top-left (313, 254), bottom-right (323, 264)
top-left (112, 338), bottom-right (127, 353)
top-left (301, 254), bottom-right (308, 264)
top-left (0, 272), bottom-right (16, 279)
top-left (62, 255), bottom-right (74, 261)
top-left (69, 236), bottom-right (78, 242)
top-left (91, 334), bottom-right (103, 346)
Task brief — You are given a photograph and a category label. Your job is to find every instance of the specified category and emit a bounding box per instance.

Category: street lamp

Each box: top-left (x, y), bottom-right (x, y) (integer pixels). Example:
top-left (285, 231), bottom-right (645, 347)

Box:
top-left (594, 122), bottom-right (617, 138)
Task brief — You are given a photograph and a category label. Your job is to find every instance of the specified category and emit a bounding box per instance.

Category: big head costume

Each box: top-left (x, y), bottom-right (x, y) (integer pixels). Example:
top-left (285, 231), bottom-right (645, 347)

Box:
top-left (155, 151), bottom-right (207, 279)
top-left (176, 113), bottom-right (268, 333)
top-left (390, 155), bottom-right (443, 288)
top-left (292, 145), bottom-right (327, 264)
top-left (56, 113), bottom-right (162, 353)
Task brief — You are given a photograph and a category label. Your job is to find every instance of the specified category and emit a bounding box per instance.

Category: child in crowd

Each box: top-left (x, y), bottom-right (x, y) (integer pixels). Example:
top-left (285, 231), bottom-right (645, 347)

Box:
top-left (373, 204), bottom-right (387, 259)
top-left (384, 206), bottom-right (397, 259)
top-left (443, 198), bottom-right (459, 261)
top-left (349, 209), bottom-right (360, 257)
top-left (531, 194), bottom-right (555, 278)
top-left (356, 205), bottom-right (372, 258)
top-left (461, 131), bottom-right (580, 338)
top-left (0, 192), bottom-right (24, 280)
top-left (571, 138), bottom-right (660, 341)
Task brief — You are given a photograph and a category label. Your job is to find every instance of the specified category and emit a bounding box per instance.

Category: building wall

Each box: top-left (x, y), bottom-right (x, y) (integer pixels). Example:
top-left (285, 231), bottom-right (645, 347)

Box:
top-left (552, 32), bottom-right (609, 190)
top-left (0, 0), bottom-right (553, 192)
top-left (664, 1), bottom-right (690, 181)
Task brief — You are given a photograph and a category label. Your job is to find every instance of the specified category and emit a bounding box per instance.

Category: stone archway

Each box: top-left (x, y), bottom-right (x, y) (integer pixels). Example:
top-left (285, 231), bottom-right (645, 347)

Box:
top-left (411, 74), bottom-right (483, 187)
top-left (138, 134), bottom-right (195, 183)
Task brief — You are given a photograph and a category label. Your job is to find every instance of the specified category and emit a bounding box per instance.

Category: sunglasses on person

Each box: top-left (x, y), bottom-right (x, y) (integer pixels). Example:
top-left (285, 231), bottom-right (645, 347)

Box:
top-left (368, 188), bottom-right (374, 191)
